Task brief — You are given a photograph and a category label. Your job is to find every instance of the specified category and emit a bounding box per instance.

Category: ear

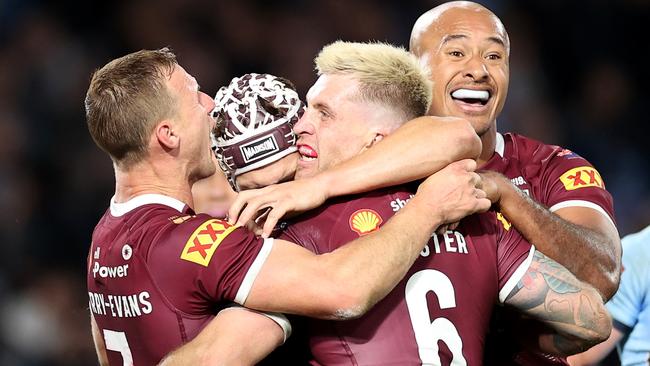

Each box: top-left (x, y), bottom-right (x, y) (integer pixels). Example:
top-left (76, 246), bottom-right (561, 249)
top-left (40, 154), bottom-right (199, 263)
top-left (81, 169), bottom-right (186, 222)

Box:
top-left (155, 120), bottom-right (179, 150)
top-left (366, 132), bottom-right (386, 149)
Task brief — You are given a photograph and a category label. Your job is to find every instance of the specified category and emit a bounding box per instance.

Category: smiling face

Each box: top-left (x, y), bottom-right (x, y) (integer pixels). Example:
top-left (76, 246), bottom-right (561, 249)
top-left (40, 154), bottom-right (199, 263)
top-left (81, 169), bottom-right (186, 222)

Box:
top-left (411, 3), bottom-right (509, 136)
top-left (292, 73), bottom-right (396, 180)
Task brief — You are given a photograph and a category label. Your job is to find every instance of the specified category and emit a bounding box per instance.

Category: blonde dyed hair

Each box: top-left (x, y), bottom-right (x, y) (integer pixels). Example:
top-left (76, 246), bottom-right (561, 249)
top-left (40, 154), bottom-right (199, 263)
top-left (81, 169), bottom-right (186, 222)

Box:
top-left (85, 48), bottom-right (177, 169)
top-left (315, 41), bottom-right (432, 120)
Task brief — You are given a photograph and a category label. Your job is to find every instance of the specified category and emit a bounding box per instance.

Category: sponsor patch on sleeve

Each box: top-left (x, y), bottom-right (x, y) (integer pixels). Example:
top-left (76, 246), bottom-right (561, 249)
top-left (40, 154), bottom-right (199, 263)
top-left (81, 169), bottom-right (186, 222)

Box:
top-left (559, 166), bottom-right (605, 191)
top-left (349, 209), bottom-right (383, 236)
top-left (181, 219), bottom-right (238, 266)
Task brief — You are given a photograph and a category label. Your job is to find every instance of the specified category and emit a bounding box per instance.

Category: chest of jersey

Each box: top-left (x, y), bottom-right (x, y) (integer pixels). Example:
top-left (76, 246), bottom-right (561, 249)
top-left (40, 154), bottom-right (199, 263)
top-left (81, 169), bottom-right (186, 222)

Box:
top-left (285, 192), bottom-right (504, 365)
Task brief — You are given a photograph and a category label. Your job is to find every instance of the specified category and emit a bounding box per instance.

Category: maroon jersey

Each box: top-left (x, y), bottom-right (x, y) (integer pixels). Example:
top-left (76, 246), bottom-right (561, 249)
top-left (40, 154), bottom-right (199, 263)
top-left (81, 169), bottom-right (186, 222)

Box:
top-left (87, 194), bottom-right (273, 366)
top-left (483, 133), bottom-right (617, 366)
top-left (485, 132), bottom-right (615, 225)
top-left (279, 186), bottom-right (535, 365)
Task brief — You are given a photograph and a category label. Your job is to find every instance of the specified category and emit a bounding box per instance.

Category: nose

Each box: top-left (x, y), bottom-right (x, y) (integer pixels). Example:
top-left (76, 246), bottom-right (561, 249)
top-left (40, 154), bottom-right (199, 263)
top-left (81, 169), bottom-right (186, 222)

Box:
top-left (293, 109), bottom-right (315, 136)
top-left (463, 55), bottom-right (489, 82)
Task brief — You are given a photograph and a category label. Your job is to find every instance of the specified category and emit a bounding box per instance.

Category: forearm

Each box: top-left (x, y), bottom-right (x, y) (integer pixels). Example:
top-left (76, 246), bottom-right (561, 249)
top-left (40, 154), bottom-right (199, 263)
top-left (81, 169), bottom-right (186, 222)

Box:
top-left (506, 251), bottom-right (612, 356)
top-left (245, 196), bottom-right (442, 319)
top-left (159, 308), bottom-right (284, 366)
top-left (316, 116), bottom-right (480, 197)
top-left (90, 314), bottom-right (109, 366)
top-left (498, 183), bottom-right (620, 299)
top-left (320, 196), bottom-right (443, 318)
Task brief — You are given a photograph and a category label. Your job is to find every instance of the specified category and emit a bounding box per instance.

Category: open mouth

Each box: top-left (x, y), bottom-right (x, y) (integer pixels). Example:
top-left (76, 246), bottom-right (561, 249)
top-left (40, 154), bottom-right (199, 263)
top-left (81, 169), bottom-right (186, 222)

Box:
top-left (450, 88), bottom-right (491, 106)
top-left (298, 144), bottom-right (318, 161)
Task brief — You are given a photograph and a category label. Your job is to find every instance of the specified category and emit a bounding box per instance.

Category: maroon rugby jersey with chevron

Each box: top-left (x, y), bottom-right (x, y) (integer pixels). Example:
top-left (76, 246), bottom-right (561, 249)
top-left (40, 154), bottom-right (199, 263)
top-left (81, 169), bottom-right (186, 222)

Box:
top-left (87, 194), bottom-right (271, 366)
top-left (280, 186), bottom-right (535, 366)
top-left (483, 132), bottom-right (616, 366)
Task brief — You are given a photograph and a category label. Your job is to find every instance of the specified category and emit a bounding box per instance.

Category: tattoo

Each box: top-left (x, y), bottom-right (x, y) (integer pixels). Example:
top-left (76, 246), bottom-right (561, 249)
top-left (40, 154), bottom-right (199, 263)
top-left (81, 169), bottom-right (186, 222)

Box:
top-left (535, 252), bottom-right (582, 294)
top-left (506, 250), bottom-right (609, 352)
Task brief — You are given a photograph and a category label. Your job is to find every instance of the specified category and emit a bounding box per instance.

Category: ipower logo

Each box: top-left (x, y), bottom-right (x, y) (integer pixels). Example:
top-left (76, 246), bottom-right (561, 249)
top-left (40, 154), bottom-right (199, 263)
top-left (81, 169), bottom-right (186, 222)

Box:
top-left (240, 134), bottom-right (279, 163)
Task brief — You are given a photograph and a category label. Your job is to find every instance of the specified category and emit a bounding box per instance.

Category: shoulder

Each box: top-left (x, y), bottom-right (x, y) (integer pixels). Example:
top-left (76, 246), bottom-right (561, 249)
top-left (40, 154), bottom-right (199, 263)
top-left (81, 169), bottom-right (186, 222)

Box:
top-left (505, 132), bottom-right (566, 161)
top-left (150, 212), bottom-right (252, 261)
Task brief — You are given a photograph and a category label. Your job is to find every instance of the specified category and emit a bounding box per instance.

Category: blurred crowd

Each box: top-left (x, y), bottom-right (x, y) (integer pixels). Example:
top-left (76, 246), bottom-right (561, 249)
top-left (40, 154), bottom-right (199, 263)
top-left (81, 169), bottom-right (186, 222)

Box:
top-left (0, 0), bottom-right (647, 364)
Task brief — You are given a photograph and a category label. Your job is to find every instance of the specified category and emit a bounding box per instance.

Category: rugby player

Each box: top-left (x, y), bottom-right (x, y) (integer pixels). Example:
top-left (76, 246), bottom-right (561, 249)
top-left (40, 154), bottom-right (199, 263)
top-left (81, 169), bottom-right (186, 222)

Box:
top-left (173, 41), bottom-right (611, 365)
top-left (84, 48), bottom-right (490, 365)
top-left (231, 3), bottom-right (622, 364)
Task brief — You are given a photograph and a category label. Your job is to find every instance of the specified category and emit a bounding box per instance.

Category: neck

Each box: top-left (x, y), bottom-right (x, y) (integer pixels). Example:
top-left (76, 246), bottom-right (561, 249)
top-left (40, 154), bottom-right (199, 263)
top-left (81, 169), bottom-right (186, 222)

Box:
top-left (477, 123), bottom-right (497, 168)
top-left (114, 160), bottom-right (194, 209)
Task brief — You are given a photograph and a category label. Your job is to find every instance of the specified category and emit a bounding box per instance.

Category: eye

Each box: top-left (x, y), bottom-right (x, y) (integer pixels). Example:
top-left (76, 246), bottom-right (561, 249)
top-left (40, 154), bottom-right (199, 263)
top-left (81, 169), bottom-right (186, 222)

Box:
top-left (319, 109), bottom-right (330, 120)
top-left (448, 50), bottom-right (464, 57)
top-left (486, 53), bottom-right (502, 60)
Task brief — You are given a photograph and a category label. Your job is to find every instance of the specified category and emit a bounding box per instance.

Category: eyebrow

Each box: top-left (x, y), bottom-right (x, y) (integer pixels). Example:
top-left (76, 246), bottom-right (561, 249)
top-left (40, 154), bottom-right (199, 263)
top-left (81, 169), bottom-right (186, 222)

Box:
top-left (441, 34), bottom-right (507, 48)
top-left (312, 102), bottom-right (336, 118)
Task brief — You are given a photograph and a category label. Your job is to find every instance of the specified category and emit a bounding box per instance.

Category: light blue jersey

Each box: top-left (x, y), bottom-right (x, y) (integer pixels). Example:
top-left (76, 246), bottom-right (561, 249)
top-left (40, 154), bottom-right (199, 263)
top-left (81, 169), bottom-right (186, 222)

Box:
top-left (606, 225), bottom-right (650, 365)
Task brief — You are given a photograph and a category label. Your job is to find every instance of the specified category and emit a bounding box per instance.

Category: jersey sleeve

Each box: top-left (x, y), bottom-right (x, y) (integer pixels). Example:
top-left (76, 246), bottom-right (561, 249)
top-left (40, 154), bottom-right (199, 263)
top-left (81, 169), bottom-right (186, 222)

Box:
top-left (605, 230), bottom-right (649, 327)
top-left (148, 215), bottom-right (273, 311)
top-left (218, 305), bottom-right (292, 343)
top-left (537, 150), bottom-right (616, 226)
top-left (495, 214), bottom-right (536, 303)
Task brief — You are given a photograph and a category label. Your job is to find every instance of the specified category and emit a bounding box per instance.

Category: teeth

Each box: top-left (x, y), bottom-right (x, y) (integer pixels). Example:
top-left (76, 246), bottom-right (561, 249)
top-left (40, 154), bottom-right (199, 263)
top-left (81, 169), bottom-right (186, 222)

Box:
top-left (300, 155), bottom-right (316, 161)
top-left (451, 89), bottom-right (490, 101)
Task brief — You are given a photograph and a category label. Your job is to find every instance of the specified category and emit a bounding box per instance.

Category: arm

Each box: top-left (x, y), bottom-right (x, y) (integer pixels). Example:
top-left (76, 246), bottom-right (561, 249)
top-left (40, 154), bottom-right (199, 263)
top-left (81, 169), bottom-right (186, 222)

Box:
top-left (90, 314), bottom-right (109, 366)
top-left (158, 307), bottom-right (285, 366)
top-left (566, 326), bottom-right (624, 365)
top-left (244, 159), bottom-right (491, 319)
top-left (482, 171), bottom-right (621, 300)
top-left (228, 116), bottom-right (480, 233)
top-left (504, 250), bottom-right (612, 356)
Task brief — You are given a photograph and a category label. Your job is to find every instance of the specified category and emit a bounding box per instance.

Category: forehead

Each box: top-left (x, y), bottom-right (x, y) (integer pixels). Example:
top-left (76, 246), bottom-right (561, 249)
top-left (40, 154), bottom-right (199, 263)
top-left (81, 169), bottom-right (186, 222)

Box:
top-left (306, 74), bottom-right (360, 104)
top-left (425, 8), bottom-right (507, 48)
top-left (168, 64), bottom-right (198, 93)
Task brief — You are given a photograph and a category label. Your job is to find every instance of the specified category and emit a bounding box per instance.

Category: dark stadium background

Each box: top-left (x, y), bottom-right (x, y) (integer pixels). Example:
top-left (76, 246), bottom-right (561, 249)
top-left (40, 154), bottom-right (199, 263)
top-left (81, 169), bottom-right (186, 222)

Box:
top-left (0, 0), bottom-right (646, 364)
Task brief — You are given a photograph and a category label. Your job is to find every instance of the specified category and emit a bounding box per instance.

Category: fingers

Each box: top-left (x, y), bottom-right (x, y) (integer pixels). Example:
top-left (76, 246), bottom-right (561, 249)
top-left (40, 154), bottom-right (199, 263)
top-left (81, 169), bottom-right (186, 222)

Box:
top-left (477, 197), bottom-right (492, 213)
top-left (237, 199), bottom-right (271, 228)
top-left (261, 208), bottom-right (284, 238)
top-left (228, 191), bottom-right (251, 225)
top-left (453, 158), bottom-right (477, 172)
top-left (436, 224), bottom-right (449, 235)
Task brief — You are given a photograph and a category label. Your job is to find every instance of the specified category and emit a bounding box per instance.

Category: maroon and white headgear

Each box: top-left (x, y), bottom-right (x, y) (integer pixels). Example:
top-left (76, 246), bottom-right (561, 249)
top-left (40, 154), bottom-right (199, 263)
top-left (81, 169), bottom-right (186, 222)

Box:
top-left (211, 73), bottom-right (304, 188)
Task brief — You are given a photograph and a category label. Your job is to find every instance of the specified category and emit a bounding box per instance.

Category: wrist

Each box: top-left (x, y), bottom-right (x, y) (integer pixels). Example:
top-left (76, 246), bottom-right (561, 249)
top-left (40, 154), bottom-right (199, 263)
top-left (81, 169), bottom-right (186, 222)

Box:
top-left (313, 170), bottom-right (335, 199)
top-left (495, 176), bottom-right (519, 211)
top-left (402, 195), bottom-right (443, 231)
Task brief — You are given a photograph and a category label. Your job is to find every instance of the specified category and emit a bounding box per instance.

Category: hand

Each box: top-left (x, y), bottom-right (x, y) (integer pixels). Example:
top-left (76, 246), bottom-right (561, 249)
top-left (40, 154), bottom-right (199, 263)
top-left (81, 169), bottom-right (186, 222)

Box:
top-left (477, 170), bottom-right (510, 205)
top-left (228, 177), bottom-right (328, 238)
top-left (414, 159), bottom-right (491, 225)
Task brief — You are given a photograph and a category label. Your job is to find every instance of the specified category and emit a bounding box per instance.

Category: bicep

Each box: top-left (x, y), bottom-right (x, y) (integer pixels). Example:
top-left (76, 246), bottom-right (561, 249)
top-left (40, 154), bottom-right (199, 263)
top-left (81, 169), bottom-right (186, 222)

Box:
top-left (554, 206), bottom-right (619, 243)
top-left (243, 239), bottom-right (344, 318)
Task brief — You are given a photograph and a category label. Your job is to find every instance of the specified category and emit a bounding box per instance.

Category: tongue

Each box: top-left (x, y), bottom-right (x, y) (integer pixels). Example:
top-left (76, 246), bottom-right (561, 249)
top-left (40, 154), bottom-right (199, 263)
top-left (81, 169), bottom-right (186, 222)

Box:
top-left (299, 145), bottom-right (318, 158)
top-left (451, 89), bottom-right (489, 101)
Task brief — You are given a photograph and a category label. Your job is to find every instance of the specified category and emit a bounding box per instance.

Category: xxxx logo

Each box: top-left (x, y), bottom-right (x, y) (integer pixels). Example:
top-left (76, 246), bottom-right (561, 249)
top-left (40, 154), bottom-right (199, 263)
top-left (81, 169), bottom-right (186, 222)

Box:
top-left (560, 166), bottom-right (605, 191)
top-left (180, 219), bottom-right (237, 266)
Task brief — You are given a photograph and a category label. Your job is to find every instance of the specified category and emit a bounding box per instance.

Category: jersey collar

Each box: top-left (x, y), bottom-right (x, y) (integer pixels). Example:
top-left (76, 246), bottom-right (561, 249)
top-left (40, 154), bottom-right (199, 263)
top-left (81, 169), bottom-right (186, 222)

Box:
top-left (495, 132), bottom-right (505, 157)
top-left (110, 194), bottom-right (186, 217)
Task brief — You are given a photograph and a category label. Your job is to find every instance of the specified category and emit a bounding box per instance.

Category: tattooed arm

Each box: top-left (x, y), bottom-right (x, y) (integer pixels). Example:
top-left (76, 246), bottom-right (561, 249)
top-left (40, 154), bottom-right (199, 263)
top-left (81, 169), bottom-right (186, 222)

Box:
top-left (504, 251), bottom-right (612, 356)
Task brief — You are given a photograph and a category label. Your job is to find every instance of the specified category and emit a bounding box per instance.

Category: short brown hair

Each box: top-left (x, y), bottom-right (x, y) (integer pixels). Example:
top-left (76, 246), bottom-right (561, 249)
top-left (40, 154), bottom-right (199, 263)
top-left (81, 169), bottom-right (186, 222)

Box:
top-left (85, 48), bottom-right (177, 169)
top-left (315, 41), bottom-right (432, 121)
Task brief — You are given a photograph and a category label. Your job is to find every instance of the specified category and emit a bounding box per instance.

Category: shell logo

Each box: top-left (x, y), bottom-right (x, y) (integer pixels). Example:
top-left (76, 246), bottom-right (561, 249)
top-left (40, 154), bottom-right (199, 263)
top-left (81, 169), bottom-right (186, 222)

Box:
top-left (349, 209), bottom-right (383, 236)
